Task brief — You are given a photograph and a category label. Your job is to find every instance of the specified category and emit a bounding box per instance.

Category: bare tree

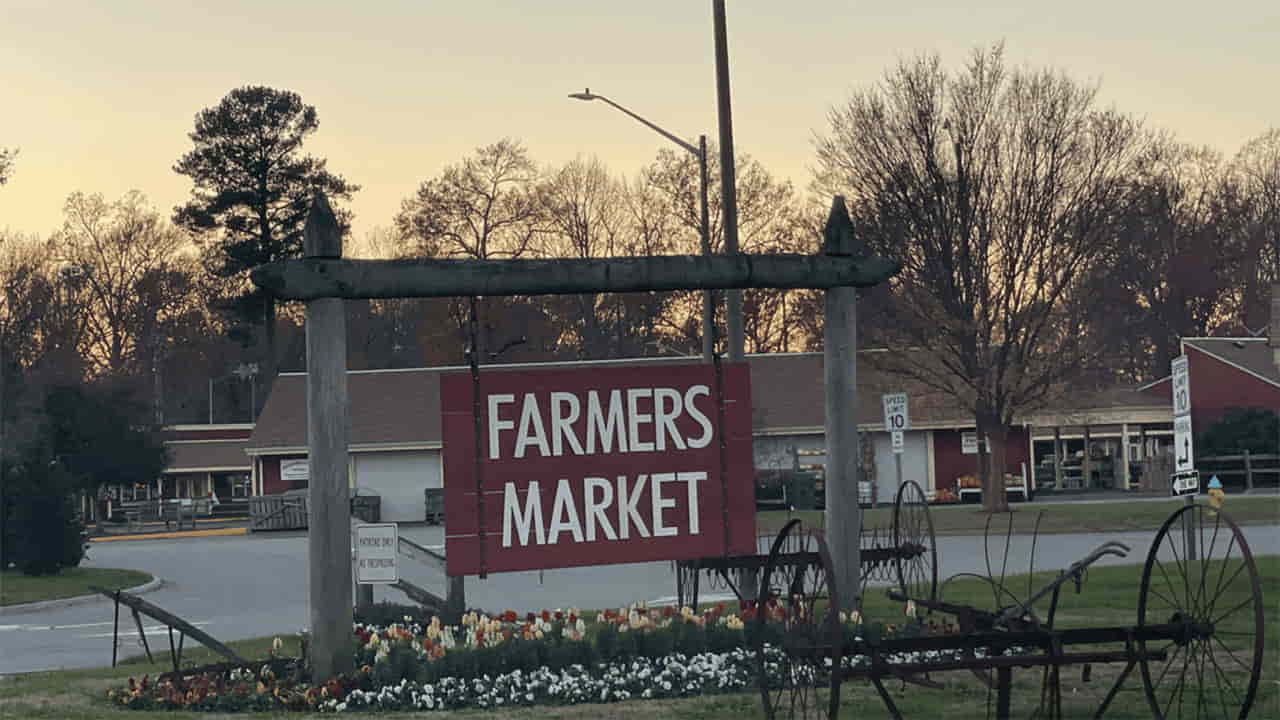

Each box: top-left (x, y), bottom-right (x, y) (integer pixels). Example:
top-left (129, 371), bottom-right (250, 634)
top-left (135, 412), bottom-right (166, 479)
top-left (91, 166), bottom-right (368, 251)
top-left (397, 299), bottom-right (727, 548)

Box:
top-left (1076, 140), bottom-right (1239, 381)
top-left (396, 139), bottom-right (545, 260)
top-left (0, 147), bottom-right (16, 186)
top-left (540, 156), bottom-right (630, 357)
top-left (643, 144), bottom-right (804, 353)
top-left (1223, 129), bottom-right (1280, 333)
top-left (1, 233), bottom-right (53, 374)
top-left (0, 234), bottom-right (92, 384)
top-left (396, 139), bottom-right (555, 362)
top-left (54, 192), bottom-right (194, 378)
top-left (815, 45), bottom-right (1145, 512)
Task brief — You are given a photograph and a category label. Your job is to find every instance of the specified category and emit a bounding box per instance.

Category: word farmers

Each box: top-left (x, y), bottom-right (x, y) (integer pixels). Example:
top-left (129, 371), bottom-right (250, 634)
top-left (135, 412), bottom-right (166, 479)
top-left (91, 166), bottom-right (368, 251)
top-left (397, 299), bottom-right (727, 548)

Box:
top-left (502, 471), bottom-right (705, 548)
top-left (487, 386), bottom-right (715, 460)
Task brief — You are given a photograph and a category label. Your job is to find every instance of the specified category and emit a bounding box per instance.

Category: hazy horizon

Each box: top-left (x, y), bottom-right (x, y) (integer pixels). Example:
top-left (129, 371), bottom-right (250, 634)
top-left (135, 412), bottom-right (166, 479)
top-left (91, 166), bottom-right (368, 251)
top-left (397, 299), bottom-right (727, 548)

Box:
top-left (3, 0), bottom-right (1276, 241)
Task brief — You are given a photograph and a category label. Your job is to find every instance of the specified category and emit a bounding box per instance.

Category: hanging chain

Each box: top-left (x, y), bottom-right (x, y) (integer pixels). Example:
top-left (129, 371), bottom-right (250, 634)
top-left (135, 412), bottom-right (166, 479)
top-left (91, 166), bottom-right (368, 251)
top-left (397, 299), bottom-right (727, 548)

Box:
top-left (467, 296), bottom-right (487, 578)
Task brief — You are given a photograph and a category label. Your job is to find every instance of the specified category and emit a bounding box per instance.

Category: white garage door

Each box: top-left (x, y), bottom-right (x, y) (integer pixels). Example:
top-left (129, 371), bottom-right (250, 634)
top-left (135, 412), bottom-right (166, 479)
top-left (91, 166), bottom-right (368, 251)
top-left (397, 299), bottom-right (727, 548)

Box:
top-left (354, 451), bottom-right (441, 523)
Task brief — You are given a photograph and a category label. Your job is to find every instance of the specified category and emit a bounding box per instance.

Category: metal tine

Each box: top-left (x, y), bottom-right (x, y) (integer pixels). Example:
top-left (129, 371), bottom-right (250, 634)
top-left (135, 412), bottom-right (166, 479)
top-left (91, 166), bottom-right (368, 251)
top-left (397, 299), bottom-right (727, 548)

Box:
top-left (1028, 510), bottom-right (1046, 608)
top-left (996, 541), bottom-right (1133, 625)
top-left (997, 507), bottom-right (1015, 600)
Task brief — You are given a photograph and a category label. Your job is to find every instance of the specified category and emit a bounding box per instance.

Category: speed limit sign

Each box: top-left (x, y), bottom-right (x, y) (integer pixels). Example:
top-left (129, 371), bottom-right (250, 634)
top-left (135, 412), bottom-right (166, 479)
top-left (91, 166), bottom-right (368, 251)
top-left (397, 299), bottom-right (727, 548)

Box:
top-left (882, 393), bottom-right (910, 432)
top-left (1171, 356), bottom-right (1191, 417)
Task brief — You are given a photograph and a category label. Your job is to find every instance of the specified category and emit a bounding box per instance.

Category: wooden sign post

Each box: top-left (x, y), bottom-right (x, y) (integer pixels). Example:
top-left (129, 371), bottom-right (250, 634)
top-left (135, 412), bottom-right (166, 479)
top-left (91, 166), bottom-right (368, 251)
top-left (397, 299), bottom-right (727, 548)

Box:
top-left (260, 193), bottom-right (897, 681)
top-left (822, 198), bottom-right (863, 612)
top-left (302, 194), bottom-right (353, 682)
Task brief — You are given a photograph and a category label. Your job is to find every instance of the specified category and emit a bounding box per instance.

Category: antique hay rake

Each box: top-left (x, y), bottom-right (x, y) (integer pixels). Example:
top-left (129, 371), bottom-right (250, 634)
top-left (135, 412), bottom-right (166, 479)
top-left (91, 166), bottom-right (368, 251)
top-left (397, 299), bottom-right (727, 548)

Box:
top-left (751, 483), bottom-right (1265, 720)
top-left (676, 481), bottom-right (936, 613)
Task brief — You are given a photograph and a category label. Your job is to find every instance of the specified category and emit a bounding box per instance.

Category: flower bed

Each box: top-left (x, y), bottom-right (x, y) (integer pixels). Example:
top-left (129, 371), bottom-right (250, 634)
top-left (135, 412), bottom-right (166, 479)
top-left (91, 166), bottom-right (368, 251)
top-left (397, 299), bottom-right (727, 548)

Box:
top-left (107, 601), bottom-right (996, 713)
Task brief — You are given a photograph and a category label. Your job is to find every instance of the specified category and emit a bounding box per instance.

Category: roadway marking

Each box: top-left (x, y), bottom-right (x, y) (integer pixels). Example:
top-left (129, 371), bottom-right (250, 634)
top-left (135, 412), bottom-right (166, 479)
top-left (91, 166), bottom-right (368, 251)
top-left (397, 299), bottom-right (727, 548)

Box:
top-left (648, 593), bottom-right (737, 607)
top-left (0, 620), bottom-right (210, 637)
top-left (0, 621), bottom-right (116, 632)
top-left (83, 621), bottom-right (210, 639)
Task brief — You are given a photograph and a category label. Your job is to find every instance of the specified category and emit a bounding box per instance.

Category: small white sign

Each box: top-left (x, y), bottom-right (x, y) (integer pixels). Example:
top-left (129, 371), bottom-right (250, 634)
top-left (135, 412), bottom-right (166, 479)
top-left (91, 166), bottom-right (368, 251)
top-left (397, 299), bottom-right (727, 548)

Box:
top-left (280, 459), bottom-right (310, 482)
top-left (1171, 470), bottom-right (1200, 496)
top-left (961, 431), bottom-right (984, 455)
top-left (355, 523), bottom-right (398, 584)
top-left (1174, 415), bottom-right (1195, 474)
top-left (1171, 355), bottom-right (1191, 418)
top-left (891, 430), bottom-right (904, 454)
top-left (882, 393), bottom-right (910, 432)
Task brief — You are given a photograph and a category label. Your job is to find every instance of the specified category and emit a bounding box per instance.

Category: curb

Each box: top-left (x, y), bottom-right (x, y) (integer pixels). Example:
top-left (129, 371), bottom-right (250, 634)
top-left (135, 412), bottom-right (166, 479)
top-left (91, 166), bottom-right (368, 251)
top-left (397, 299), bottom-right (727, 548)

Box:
top-left (0, 576), bottom-right (163, 616)
top-left (90, 527), bottom-right (248, 543)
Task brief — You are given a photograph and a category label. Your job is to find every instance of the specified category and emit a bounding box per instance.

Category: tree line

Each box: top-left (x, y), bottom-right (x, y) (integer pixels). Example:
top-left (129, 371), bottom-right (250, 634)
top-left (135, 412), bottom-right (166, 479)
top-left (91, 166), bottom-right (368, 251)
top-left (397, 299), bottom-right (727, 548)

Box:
top-left (2, 46), bottom-right (1277, 519)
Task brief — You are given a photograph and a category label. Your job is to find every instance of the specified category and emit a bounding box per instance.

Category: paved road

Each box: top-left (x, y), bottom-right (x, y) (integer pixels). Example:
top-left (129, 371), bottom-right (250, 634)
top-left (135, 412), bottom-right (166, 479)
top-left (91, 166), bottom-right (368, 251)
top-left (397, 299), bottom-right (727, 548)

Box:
top-left (2, 523), bottom-right (1275, 675)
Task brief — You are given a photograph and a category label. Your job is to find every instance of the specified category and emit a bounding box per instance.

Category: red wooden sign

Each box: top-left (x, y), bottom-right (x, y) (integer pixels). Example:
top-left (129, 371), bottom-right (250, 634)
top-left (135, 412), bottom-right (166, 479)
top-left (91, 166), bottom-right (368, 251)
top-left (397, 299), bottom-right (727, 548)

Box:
top-left (442, 362), bottom-right (755, 576)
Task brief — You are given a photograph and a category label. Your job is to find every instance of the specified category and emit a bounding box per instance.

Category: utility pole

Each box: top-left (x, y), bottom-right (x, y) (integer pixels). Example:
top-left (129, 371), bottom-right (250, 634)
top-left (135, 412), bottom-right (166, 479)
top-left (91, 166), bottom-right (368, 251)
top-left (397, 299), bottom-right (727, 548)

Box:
top-left (712, 0), bottom-right (743, 362)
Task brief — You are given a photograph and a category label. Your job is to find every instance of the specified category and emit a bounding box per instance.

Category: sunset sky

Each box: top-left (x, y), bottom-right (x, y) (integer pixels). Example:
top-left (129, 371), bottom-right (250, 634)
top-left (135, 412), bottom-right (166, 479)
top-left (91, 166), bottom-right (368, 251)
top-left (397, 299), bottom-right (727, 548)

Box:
top-left (2, 0), bottom-right (1276, 244)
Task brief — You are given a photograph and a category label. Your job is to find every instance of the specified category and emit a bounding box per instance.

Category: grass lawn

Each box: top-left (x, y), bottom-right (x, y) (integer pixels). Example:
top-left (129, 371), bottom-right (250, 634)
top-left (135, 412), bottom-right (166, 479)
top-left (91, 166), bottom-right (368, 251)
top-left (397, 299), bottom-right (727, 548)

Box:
top-left (758, 494), bottom-right (1280, 536)
top-left (0, 567), bottom-right (153, 607)
top-left (0, 556), bottom-right (1273, 720)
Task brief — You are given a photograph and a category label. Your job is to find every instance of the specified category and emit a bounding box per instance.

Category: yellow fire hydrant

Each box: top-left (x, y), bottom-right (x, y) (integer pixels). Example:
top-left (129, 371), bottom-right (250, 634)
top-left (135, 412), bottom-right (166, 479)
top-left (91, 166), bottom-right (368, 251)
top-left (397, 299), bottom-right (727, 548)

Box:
top-left (1207, 475), bottom-right (1225, 516)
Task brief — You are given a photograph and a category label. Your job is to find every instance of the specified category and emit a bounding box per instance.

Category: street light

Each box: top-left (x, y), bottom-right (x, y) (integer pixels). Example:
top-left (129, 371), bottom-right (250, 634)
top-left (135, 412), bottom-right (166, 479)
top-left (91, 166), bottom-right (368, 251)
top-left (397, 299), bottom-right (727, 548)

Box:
top-left (568, 88), bottom-right (716, 362)
top-left (209, 362), bottom-right (259, 424)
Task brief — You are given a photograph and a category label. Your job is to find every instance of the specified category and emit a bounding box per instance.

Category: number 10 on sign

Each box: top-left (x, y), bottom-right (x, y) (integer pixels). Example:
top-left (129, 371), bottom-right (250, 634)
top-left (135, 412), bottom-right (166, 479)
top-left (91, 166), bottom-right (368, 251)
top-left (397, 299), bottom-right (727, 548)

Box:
top-left (882, 393), bottom-right (909, 432)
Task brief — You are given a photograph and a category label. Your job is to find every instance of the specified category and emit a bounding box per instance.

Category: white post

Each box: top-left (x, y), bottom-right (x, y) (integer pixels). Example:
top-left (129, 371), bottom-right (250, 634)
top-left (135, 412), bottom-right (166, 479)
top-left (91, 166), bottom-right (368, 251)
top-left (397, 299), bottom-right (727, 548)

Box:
top-left (822, 197), bottom-right (861, 612)
top-left (303, 193), bottom-right (353, 681)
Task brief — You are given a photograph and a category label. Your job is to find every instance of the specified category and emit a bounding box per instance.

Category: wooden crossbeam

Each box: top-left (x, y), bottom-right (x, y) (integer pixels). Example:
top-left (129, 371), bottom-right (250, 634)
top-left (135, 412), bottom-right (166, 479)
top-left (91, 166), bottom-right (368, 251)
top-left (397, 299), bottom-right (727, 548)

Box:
top-left (251, 254), bottom-right (900, 301)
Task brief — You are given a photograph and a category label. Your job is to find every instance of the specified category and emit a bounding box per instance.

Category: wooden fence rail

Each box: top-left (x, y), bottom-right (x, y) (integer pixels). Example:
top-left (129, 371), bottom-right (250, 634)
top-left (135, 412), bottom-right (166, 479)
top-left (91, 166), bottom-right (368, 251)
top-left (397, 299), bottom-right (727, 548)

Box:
top-left (1198, 452), bottom-right (1279, 492)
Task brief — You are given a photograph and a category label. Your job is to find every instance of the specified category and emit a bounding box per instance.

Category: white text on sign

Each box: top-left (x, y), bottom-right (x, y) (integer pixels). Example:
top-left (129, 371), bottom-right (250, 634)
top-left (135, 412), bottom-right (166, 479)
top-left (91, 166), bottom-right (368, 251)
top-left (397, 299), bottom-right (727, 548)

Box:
top-left (502, 471), bottom-right (704, 547)
top-left (487, 387), bottom-right (715, 460)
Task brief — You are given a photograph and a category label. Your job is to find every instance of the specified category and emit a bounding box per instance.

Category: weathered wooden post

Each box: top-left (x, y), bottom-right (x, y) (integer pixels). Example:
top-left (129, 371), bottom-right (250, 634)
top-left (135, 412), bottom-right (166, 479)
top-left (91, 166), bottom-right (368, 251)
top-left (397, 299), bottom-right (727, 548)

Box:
top-left (1243, 449), bottom-right (1253, 492)
top-left (823, 196), bottom-right (862, 611)
top-left (445, 575), bottom-right (466, 624)
top-left (303, 193), bottom-right (353, 681)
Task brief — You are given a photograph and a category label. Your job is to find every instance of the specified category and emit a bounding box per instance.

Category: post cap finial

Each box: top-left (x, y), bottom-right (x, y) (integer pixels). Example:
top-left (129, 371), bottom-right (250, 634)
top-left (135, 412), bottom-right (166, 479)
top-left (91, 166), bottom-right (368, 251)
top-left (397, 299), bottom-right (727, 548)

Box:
top-left (304, 191), bottom-right (342, 258)
top-left (823, 195), bottom-right (857, 256)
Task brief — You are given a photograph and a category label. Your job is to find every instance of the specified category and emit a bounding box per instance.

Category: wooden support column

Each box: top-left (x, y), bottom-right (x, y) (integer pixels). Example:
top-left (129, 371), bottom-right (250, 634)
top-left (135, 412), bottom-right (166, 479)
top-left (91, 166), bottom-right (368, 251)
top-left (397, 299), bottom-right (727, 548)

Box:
top-left (1053, 426), bottom-right (1063, 489)
top-left (303, 193), bottom-right (353, 682)
top-left (1138, 424), bottom-right (1148, 491)
top-left (445, 575), bottom-right (466, 625)
top-left (1120, 423), bottom-right (1131, 490)
top-left (1083, 425), bottom-right (1092, 489)
top-left (822, 197), bottom-right (861, 612)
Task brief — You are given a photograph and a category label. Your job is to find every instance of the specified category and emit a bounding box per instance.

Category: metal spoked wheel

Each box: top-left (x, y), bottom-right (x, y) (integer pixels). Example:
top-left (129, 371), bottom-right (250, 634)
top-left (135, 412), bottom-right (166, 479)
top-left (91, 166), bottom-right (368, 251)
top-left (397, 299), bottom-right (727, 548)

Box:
top-left (893, 480), bottom-right (938, 606)
top-left (754, 519), bottom-right (842, 720)
top-left (1138, 504), bottom-right (1264, 719)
